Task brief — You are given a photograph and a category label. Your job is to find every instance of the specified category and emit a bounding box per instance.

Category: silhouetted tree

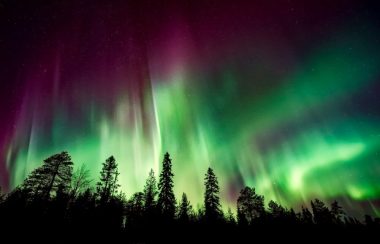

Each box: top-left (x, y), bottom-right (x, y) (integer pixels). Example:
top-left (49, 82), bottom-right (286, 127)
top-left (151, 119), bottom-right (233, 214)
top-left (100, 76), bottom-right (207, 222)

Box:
top-left (22, 151), bottom-right (73, 200)
top-left (178, 192), bottom-right (192, 223)
top-left (125, 192), bottom-right (145, 227)
top-left (0, 186), bottom-right (3, 203)
top-left (195, 205), bottom-right (205, 222)
top-left (364, 214), bottom-right (380, 227)
top-left (364, 214), bottom-right (374, 226)
top-left (330, 200), bottom-right (345, 225)
top-left (311, 199), bottom-right (333, 225)
top-left (143, 169), bottom-right (158, 216)
top-left (237, 186), bottom-right (265, 225)
top-left (96, 156), bottom-right (120, 204)
top-left (70, 188), bottom-right (96, 232)
top-left (105, 194), bottom-right (126, 231)
top-left (157, 152), bottom-right (176, 220)
top-left (48, 183), bottom-right (70, 230)
top-left (287, 208), bottom-right (298, 224)
top-left (226, 208), bottom-right (236, 225)
top-left (301, 206), bottom-right (314, 225)
top-left (0, 187), bottom-right (34, 235)
top-left (268, 200), bottom-right (285, 222)
top-left (70, 164), bottom-right (92, 199)
top-left (345, 216), bottom-right (362, 226)
top-left (3, 149), bottom-right (380, 238)
top-left (204, 167), bottom-right (222, 222)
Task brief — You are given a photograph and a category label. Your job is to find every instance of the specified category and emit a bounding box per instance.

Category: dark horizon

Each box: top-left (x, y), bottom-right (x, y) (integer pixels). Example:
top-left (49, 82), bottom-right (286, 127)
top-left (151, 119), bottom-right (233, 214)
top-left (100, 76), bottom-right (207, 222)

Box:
top-left (1, 150), bottom-right (379, 242)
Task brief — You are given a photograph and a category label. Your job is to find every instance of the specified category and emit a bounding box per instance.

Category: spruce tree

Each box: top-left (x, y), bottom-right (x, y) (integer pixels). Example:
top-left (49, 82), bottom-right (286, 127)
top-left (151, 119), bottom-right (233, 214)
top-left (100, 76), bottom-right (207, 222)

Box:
top-left (226, 208), bottom-right (236, 225)
top-left (301, 206), bottom-right (314, 224)
top-left (178, 192), bottom-right (192, 222)
top-left (157, 152), bottom-right (176, 219)
top-left (311, 199), bottom-right (333, 225)
top-left (96, 156), bottom-right (120, 204)
top-left (143, 169), bottom-right (158, 215)
top-left (204, 167), bottom-right (222, 222)
top-left (331, 200), bottom-right (345, 224)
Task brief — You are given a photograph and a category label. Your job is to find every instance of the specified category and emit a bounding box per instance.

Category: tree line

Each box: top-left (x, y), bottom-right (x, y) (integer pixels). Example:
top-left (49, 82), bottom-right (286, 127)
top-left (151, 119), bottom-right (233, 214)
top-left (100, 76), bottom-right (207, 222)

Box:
top-left (0, 151), bottom-right (379, 241)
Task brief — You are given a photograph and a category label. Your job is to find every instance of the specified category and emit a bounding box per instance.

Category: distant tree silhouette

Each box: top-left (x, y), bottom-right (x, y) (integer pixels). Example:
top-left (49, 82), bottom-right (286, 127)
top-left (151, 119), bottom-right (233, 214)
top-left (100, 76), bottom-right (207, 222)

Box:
top-left (178, 192), bottom-right (192, 223)
top-left (226, 207), bottom-right (236, 225)
top-left (22, 151), bottom-right (73, 200)
top-left (364, 214), bottom-right (374, 226)
top-left (1, 149), bottom-right (379, 239)
top-left (288, 208), bottom-right (298, 224)
top-left (70, 164), bottom-right (92, 199)
top-left (105, 193), bottom-right (126, 231)
top-left (0, 186), bottom-right (3, 203)
top-left (330, 200), bottom-right (345, 225)
top-left (268, 200), bottom-right (285, 221)
top-left (195, 206), bottom-right (205, 222)
top-left (96, 156), bottom-right (120, 204)
top-left (70, 188), bottom-right (96, 232)
top-left (157, 152), bottom-right (176, 220)
top-left (125, 192), bottom-right (145, 227)
top-left (204, 167), bottom-right (222, 222)
top-left (364, 214), bottom-right (380, 227)
top-left (311, 199), bottom-right (333, 225)
top-left (237, 186), bottom-right (265, 225)
top-left (143, 169), bottom-right (158, 217)
top-left (0, 187), bottom-right (29, 230)
top-left (301, 206), bottom-right (314, 225)
top-left (48, 183), bottom-right (70, 229)
top-left (344, 216), bottom-right (362, 226)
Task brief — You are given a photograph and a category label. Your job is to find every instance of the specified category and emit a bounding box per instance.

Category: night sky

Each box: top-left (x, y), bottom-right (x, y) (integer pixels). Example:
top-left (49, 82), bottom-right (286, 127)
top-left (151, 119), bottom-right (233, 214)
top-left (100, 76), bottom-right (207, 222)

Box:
top-left (1, 0), bottom-right (380, 217)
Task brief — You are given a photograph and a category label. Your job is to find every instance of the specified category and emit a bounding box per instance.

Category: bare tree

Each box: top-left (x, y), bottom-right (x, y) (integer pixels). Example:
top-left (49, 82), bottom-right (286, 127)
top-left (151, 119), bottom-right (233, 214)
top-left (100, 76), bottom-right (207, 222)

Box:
top-left (71, 164), bottom-right (93, 198)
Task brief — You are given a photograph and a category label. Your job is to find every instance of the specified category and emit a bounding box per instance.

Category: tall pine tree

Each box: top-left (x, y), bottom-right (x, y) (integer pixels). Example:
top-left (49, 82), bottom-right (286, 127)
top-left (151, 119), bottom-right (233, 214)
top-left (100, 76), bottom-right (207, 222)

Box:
top-left (204, 167), bottom-right (222, 222)
top-left (22, 151), bottom-right (73, 199)
top-left (157, 152), bottom-right (176, 220)
top-left (96, 156), bottom-right (120, 204)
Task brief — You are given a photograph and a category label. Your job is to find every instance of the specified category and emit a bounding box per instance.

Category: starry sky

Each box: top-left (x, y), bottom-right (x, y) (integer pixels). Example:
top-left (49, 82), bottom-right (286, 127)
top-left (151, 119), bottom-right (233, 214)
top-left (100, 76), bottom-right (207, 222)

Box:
top-left (1, 0), bottom-right (380, 217)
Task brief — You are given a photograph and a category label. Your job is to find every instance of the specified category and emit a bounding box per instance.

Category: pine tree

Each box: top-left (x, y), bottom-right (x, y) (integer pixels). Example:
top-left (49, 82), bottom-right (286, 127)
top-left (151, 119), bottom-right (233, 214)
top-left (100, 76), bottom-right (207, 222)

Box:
top-left (301, 206), bottom-right (313, 224)
top-left (96, 156), bottom-right (120, 204)
top-left (178, 192), bottom-right (192, 222)
top-left (157, 152), bottom-right (176, 219)
top-left (143, 169), bottom-right (158, 215)
top-left (237, 186), bottom-right (265, 225)
top-left (204, 167), bottom-right (222, 222)
top-left (331, 200), bottom-right (345, 224)
top-left (125, 192), bottom-right (145, 227)
top-left (226, 207), bottom-right (236, 225)
top-left (22, 151), bottom-right (73, 199)
top-left (311, 199), bottom-right (333, 225)
top-left (268, 200), bottom-right (286, 223)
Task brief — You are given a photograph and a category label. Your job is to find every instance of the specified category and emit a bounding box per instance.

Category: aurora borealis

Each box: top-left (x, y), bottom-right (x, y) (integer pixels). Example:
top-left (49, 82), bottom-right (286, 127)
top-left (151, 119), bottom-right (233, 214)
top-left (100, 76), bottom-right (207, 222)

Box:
top-left (1, 1), bottom-right (380, 217)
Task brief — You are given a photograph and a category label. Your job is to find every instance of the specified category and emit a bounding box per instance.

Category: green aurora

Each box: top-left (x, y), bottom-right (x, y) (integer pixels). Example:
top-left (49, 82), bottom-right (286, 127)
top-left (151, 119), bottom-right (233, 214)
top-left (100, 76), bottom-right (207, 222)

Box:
top-left (3, 1), bottom-right (380, 217)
